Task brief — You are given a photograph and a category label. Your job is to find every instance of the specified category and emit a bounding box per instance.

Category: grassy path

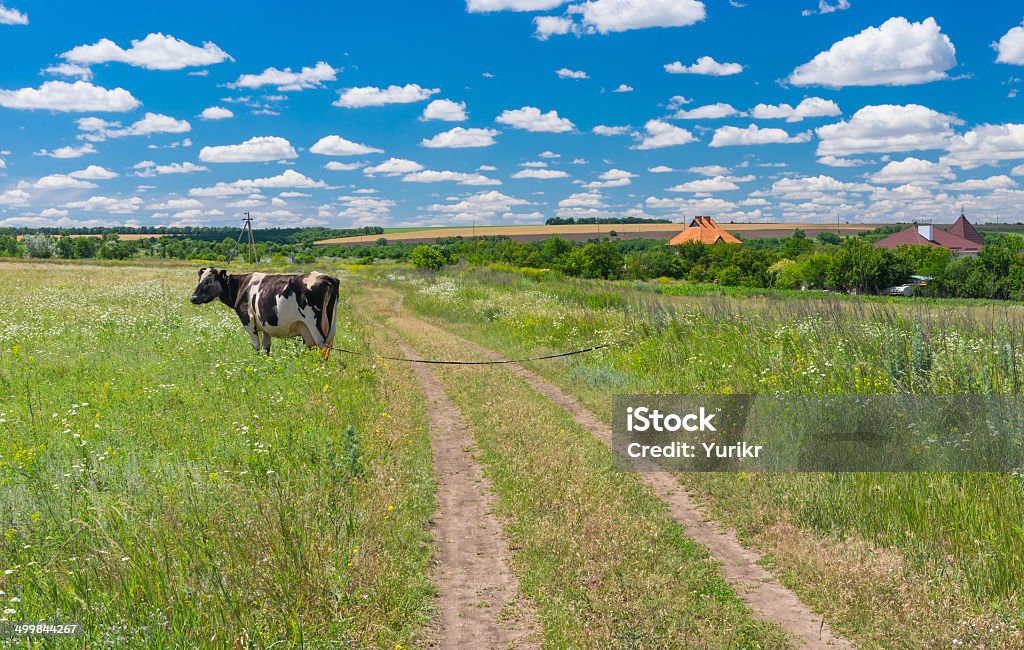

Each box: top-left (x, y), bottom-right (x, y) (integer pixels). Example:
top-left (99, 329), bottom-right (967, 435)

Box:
top-left (389, 313), bottom-right (852, 649)
top-left (357, 288), bottom-right (795, 648)
top-left (388, 333), bottom-right (540, 648)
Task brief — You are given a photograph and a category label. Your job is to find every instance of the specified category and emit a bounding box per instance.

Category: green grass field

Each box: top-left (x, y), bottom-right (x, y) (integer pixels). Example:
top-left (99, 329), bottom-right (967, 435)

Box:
top-left (4, 260), bottom-right (1024, 648)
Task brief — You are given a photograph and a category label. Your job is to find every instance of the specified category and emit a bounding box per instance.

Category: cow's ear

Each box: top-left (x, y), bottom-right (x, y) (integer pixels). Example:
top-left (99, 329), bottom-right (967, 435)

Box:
top-left (198, 267), bottom-right (207, 278)
top-left (219, 269), bottom-right (228, 281)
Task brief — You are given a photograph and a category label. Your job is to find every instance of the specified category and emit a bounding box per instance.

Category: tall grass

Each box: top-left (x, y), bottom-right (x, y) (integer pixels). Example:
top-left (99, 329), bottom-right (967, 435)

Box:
top-left (392, 267), bottom-right (1024, 615)
top-left (0, 263), bottom-right (435, 647)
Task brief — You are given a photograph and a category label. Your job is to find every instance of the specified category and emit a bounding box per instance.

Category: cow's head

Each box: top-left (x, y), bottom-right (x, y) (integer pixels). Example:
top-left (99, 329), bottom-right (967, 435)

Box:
top-left (191, 267), bottom-right (227, 304)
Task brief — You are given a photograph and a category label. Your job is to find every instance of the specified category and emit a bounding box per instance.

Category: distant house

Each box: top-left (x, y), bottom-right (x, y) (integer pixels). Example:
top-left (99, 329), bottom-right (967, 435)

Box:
top-left (873, 215), bottom-right (983, 255)
top-left (668, 216), bottom-right (741, 246)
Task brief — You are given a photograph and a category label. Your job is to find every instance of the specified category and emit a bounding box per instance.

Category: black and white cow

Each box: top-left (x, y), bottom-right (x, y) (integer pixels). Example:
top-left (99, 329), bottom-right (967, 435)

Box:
top-left (190, 268), bottom-right (340, 358)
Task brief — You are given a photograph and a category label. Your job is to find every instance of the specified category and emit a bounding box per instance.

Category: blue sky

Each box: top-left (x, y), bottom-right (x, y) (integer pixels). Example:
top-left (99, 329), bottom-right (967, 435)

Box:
top-left (1, 0), bottom-right (1024, 229)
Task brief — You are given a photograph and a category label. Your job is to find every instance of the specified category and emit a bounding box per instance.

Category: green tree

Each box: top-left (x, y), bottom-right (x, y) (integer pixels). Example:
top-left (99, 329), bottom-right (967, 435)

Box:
top-left (410, 244), bottom-right (447, 271)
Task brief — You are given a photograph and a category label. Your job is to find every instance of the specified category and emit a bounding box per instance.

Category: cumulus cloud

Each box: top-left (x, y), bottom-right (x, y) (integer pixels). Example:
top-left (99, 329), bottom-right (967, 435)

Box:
top-left (228, 61), bottom-right (337, 91)
top-left (421, 99), bottom-right (468, 121)
top-left (555, 67), bottom-right (588, 79)
top-left (667, 176), bottom-right (740, 192)
top-left (421, 127), bottom-right (500, 148)
top-left (592, 125), bottom-right (632, 136)
top-left (534, 15), bottom-right (575, 39)
top-left (0, 3), bottom-right (28, 24)
top-left (631, 119), bottom-right (696, 149)
top-left (43, 63), bottom-right (91, 80)
top-left (61, 33), bottom-right (231, 70)
top-left (132, 161), bottom-right (208, 176)
top-left (77, 112), bottom-right (191, 141)
top-left (612, 83), bottom-right (634, 93)
top-left (34, 143), bottom-right (97, 158)
top-left (648, 165), bottom-right (676, 173)
top-left (467, 0), bottom-right (566, 11)
top-left (710, 124), bottom-right (812, 147)
top-left (942, 123), bottom-right (1024, 168)
top-left (585, 168), bottom-right (636, 188)
top-left (511, 168), bottom-right (569, 179)
top-left (815, 104), bottom-right (960, 156)
top-left (426, 190), bottom-right (533, 223)
top-left (689, 165), bottom-right (730, 176)
top-left (946, 175), bottom-right (1017, 191)
top-left (34, 174), bottom-right (97, 190)
top-left (816, 155), bottom-right (871, 167)
top-left (0, 80), bottom-right (139, 111)
top-left (308, 134), bottom-right (384, 156)
top-left (70, 165), bottom-right (118, 180)
top-left (995, 21), bottom-right (1024, 65)
top-left (576, 0), bottom-right (705, 34)
top-left (869, 157), bottom-right (953, 184)
top-left (496, 106), bottom-right (575, 132)
top-left (403, 170), bottom-right (501, 185)
top-left (764, 174), bottom-right (872, 199)
top-left (364, 158), bottom-right (425, 175)
top-left (789, 17), bottom-right (956, 87)
top-left (664, 56), bottom-right (742, 76)
top-left (334, 83), bottom-right (438, 108)
top-left (200, 136), bottom-right (298, 163)
top-left (749, 97), bottom-right (840, 122)
top-left (673, 102), bottom-right (741, 119)
top-left (323, 161), bottom-right (364, 171)
top-left (189, 170), bottom-right (327, 197)
top-left (62, 195), bottom-right (144, 213)
top-left (200, 106), bottom-right (233, 120)
top-left (146, 198), bottom-right (204, 210)
top-left (802, 0), bottom-right (850, 16)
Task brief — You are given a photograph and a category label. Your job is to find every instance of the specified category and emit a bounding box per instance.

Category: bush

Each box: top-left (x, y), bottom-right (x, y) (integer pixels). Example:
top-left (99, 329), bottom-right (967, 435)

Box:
top-left (410, 244), bottom-right (447, 271)
top-left (23, 234), bottom-right (56, 259)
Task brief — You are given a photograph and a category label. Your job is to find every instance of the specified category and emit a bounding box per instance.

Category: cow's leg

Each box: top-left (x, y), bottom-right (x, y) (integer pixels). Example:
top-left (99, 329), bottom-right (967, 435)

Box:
top-left (245, 326), bottom-right (261, 353)
top-left (261, 331), bottom-right (272, 355)
top-left (299, 318), bottom-right (332, 360)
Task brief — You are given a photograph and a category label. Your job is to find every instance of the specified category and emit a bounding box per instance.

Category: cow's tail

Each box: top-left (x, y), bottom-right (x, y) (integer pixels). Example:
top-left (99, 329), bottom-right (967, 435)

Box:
top-left (319, 275), bottom-right (340, 347)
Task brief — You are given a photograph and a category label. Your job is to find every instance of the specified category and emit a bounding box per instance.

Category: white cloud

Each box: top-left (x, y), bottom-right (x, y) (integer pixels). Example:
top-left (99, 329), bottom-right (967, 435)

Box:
top-left (689, 165), bottom-right (729, 176)
top-left (576, 0), bottom-right (705, 34)
top-left (132, 161), bottom-right (208, 176)
top-left (749, 97), bottom-right (840, 122)
top-left (673, 102), bottom-right (740, 119)
top-left (189, 170), bottom-right (327, 197)
top-left (592, 124), bottom-right (632, 136)
top-left (0, 188), bottom-right (30, 206)
top-left (539, 150), bottom-right (560, 158)
top-left (631, 119), bottom-right (696, 149)
top-left (467, 0), bottom-right (566, 11)
top-left (70, 165), bottom-right (118, 180)
top-left (711, 124), bottom-right (811, 147)
top-left (789, 17), bottom-right (956, 87)
top-left (334, 84), bottom-right (438, 108)
top-left (946, 175), bottom-right (1017, 191)
top-left (816, 104), bottom-right (960, 156)
top-left (1014, 163), bottom-right (1024, 177)
top-left (421, 99), bottom-right (468, 121)
top-left (0, 3), bottom-right (28, 25)
top-left (78, 112), bottom-right (191, 140)
top-left (62, 195), bottom-right (144, 213)
top-left (35, 143), bottom-right (97, 158)
top-left (764, 174), bottom-right (872, 199)
top-left (612, 84), bottom-right (634, 93)
top-left (534, 15), bottom-right (575, 39)
top-left (200, 106), bottom-right (233, 120)
top-left (802, 0), bottom-right (850, 16)
top-left (667, 176), bottom-right (739, 192)
top-left (870, 157), bottom-right (953, 184)
top-left (942, 123), bottom-right (1024, 168)
top-left (227, 61), bottom-right (336, 91)
top-left (585, 168), bottom-right (636, 188)
top-left (324, 161), bottom-right (364, 171)
top-left (421, 127), bottom-right (500, 148)
top-left (364, 158), bottom-right (424, 175)
top-left (0, 81), bottom-right (139, 112)
top-left (403, 170), bottom-right (501, 185)
top-left (200, 136), bottom-right (298, 163)
top-left (648, 165), bottom-right (676, 173)
top-left (994, 21), bottom-right (1024, 65)
top-left (43, 63), bottom-right (91, 80)
top-left (34, 174), bottom-right (97, 190)
top-left (556, 67), bottom-right (588, 79)
top-left (426, 190), bottom-right (533, 224)
top-left (816, 155), bottom-right (871, 167)
top-left (147, 198), bottom-right (204, 210)
top-left (496, 106), bottom-right (575, 132)
top-left (664, 56), bottom-right (742, 76)
top-left (309, 134), bottom-right (384, 156)
top-left (511, 168), bottom-right (569, 179)
top-left (61, 33), bottom-right (231, 70)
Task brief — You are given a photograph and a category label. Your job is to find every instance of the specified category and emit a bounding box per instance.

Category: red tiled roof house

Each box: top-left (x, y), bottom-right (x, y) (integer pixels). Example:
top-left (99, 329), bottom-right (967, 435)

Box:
top-left (668, 216), bottom-right (741, 246)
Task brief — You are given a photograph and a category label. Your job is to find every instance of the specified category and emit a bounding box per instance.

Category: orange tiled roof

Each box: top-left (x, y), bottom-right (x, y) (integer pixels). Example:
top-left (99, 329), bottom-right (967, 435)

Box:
top-left (668, 216), bottom-right (741, 245)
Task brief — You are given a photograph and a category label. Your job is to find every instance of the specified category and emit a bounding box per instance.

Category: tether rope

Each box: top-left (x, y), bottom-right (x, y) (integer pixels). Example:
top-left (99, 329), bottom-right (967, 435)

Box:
top-left (329, 343), bottom-right (610, 365)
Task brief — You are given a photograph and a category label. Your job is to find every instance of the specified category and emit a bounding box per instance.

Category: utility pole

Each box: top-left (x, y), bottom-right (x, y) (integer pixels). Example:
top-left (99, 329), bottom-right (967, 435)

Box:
top-left (242, 212), bottom-right (256, 263)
